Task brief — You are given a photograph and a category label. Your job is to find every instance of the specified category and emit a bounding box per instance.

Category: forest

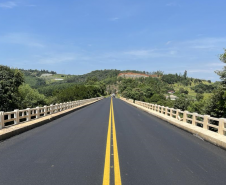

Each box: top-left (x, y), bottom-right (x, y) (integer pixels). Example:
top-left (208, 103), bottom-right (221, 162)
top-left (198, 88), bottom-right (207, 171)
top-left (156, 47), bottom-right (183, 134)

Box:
top-left (0, 49), bottom-right (225, 118)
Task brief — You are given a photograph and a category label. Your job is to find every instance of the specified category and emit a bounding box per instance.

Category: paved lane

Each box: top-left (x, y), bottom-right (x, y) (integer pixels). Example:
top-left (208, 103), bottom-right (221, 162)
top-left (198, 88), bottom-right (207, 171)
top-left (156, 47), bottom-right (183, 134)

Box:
top-left (1, 98), bottom-right (226, 185)
top-left (0, 98), bottom-right (111, 185)
top-left (113, 98), bottom-right (226, 185)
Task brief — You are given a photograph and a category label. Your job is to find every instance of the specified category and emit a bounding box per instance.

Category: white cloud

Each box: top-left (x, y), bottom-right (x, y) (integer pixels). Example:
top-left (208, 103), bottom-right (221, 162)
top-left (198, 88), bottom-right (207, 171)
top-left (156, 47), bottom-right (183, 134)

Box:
top-left (185, 37), bottom-right (226, 50)
top-left (36, 52), bottom-right (93, 64)
top-left (25, 4), bottom-right (36, 7)
top-left (38, 56), bottom-right (76, 64)
top-left (110, 17), bottom-right (119, 21)
top-left (0, 1), bottom-right (17, 8)
top-left (187, 69), bottom-right (213, 73)
top-left (166, 41), bottom-right (171, 45)
top-left (166, 2), bottom-right (177, 7)
top-left (0, 33), bottom-right (45, 48)
top-left (207, 62), bottom-right (224, 67)
top-left (124, 49), bottom-right (178, 58)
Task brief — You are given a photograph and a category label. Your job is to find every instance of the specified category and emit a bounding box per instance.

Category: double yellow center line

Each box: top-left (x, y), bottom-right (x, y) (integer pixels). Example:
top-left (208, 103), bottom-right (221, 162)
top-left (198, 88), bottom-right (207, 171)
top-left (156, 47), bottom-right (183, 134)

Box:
top-left (103, 98), bottom-right (122, 185)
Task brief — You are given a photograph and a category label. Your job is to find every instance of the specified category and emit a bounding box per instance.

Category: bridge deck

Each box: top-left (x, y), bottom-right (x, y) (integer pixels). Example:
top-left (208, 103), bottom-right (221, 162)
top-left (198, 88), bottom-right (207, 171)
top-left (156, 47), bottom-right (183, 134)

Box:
top-left (0, 98), bottom-right (226, 185)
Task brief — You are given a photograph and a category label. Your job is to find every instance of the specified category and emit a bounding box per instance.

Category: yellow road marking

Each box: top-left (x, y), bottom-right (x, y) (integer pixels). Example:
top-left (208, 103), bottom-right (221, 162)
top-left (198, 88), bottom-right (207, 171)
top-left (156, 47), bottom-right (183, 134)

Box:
top-left (111, 99), bottom-right (122, 185)
top-left (102, 99), bottom-right (112, 185)
top-left (102, 98), bottom-right (122, 185)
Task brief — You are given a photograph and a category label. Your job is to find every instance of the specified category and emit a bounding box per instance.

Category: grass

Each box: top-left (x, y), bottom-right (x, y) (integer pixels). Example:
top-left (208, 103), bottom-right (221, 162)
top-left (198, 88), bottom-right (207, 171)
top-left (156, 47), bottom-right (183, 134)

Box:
top-left (40, 74), bottom-right (76, 84)
top-left (172, 81), bottom-right (213, 100)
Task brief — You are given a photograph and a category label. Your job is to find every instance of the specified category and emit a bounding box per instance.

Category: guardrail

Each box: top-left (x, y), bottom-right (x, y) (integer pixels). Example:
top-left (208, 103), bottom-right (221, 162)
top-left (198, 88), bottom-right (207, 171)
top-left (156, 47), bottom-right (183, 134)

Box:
top-left (0, 97), bottom-right (104, 130)
top-left (121, 97), bottom-right (226, 136)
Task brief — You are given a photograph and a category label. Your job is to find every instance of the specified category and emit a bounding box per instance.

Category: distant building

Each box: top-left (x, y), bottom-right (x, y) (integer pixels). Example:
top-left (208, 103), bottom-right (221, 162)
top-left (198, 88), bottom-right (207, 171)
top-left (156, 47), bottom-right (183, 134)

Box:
top-left (168, 91), bottom-right (175, 94)
top-left (166, 95), bottom-right (178, 100)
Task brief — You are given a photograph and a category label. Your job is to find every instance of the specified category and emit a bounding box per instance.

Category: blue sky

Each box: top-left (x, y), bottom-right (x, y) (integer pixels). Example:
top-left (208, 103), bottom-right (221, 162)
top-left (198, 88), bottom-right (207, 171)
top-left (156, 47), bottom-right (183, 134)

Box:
top-left (0, 0), bottom-right (225, 81)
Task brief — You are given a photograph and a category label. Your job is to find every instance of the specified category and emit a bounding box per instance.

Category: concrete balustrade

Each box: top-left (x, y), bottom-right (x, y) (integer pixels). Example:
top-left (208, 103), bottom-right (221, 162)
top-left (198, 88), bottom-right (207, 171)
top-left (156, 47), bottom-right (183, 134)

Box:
top-left (121, 97), bottom-right (226, 136)
top-left (0, 97), bottom-right (104, 130)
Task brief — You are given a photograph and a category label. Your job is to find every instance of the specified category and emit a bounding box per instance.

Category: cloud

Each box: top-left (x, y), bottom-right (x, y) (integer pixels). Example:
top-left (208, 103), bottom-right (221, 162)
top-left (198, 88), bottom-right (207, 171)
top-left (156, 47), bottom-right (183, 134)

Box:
top-left (35, 52), bottom-right (93, 65)
top-left (38, 55), bottom-right (76, 64)
top-left (25, 4), bottom-right (36, 7)
top-left (166, 41), bottom-right (171, 45)
top-left (110, 17), bottom-right (119, 21)
top-left (0, 33), bottom-right (45, 48)
top-left (124, 49), bottom-right (178, 58)
top-left (187, 69), bottom-right (213, 73)
top-left (185, 37), bottom-right (226, 50)
top-left (207, 62), bottom-right (224, 67)
top-left (0, 1), bottom-right (17, 8)
top-left (166, 2), bottom-right (177, 7)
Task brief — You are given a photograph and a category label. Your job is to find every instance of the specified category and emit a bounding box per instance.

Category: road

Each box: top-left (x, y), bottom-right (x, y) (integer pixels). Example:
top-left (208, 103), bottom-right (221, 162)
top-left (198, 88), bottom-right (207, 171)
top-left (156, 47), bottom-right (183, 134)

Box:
top-left (0, 98), bottom-right (226, 185)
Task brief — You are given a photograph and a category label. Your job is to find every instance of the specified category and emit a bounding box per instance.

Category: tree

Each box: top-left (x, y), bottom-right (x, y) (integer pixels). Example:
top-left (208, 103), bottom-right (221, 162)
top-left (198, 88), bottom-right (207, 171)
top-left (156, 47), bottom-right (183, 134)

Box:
top-left (18, 84), bottom-right (47, 108)
top-left (179, 88), bottom-right (188, 94)
top-left (183, 70), bottom-right (187, 79)
top-left (188, 100), bottom-right (206, 115)
top-left (206, 49), bottom-right (226, 117)
top-left (205, 87), bottom-right (226, 117)
top-left (174, 95), bottom-right (192, 111)
top-left (0, 66), bottom-right (24, 111)
top-left (131, 88), bottom-right (145, 101)
top-left (215, 49), bottom-right (226, 84)
top-left (196, 93), bottom-right (204, 101)
top-left (149, 94), bottom-right (165, 103)
top-left (153, 70), bottom-right (164, 77)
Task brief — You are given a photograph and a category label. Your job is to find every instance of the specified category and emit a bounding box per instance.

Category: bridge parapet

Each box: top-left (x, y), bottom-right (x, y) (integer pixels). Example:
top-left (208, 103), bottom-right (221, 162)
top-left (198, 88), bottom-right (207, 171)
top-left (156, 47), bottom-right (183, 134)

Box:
top-left (0, 97), bottom-right (104, 130)
top-left (121, 97), bottom-right (226, 136)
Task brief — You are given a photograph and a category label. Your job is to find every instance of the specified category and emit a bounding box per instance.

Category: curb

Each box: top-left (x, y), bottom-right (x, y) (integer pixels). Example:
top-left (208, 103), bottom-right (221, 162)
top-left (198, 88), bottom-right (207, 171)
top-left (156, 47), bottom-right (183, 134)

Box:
top-left (0, 100), bottom-right (100, 141)
top-left (121, 99), bottom-right (226, 150)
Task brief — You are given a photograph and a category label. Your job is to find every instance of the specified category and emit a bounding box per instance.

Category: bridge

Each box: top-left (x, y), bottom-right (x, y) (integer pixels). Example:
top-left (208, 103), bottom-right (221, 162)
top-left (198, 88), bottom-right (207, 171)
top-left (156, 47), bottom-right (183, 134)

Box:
top-left (0, 97), bottom-right (226, 185)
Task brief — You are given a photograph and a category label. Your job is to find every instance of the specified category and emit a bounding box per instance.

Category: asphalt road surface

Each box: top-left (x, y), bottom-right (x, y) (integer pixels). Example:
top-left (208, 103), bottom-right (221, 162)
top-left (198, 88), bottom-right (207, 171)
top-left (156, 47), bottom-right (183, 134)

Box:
top-left (0, 98), bottom-right (226, 185)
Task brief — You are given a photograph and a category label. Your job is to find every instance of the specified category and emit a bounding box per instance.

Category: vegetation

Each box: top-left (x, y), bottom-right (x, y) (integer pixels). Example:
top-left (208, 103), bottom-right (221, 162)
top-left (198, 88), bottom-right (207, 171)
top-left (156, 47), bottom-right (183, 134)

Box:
top-left (1, 48), bottom-right (226, 119)
top-left (0, 66), bottom-right (24, 111)
top-left (118, 50), bottom-right (226, 118)
top-left (0, 66), bottom-right (106, 111)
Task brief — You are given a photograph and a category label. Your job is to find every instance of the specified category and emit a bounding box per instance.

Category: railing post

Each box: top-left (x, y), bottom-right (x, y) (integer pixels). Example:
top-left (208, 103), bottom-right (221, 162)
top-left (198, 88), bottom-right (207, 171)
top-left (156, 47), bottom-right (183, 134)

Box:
top-left (50, 104), bottom-right (53, 114)
top-left (203, 115), bottom-right (210, 130)
top-left (218, 118), bottom-right (225, 135)
top-left (192, 113), bottom-right (198, 126)
top-left (64, 103), bottom-right (66, 110)
top-left (150, 104), bottom-right (152, 110)
top-left (14, 109), bottom-right (19, 124)
top-left (0, 111), bottom-right (4, 129)
top-left (26, 108), bottom-right (31, 121)
top-left (158, 105), bottom-right (161, 113)
top-left (44, 106), bottom-right (47, 116)
top-left (55, 104), bottom-right (58, 113)
top-left (164, 107), bottom-right (168, 115)
top-left (60, 103), bottom-right (62, 111)
top-left (176, 109), bottom-right (180, 120)
top-left (36, 107), bottom-right (40, 118)
top-left (183, 111), bottom-right (188, 122)
top-left (170, 108), bottom-right (173, 117)
top-left (159, 106), bottom-right (162, 113)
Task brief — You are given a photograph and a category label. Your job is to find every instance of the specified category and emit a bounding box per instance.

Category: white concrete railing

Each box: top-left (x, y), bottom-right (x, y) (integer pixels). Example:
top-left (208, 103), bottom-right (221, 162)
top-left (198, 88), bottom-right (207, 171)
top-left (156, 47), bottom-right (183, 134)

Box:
top-left (0, 97), bottom-right (104, 130)
top-left (121, 97), bottom-right (226, 136)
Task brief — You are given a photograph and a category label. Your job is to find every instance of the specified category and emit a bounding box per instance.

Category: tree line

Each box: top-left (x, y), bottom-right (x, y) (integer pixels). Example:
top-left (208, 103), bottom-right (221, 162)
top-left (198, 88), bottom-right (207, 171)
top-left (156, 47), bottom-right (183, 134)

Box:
top-left (0, 66), bottom-right (105, 112)
top-left (120, 49), bottom-right (226, 118)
